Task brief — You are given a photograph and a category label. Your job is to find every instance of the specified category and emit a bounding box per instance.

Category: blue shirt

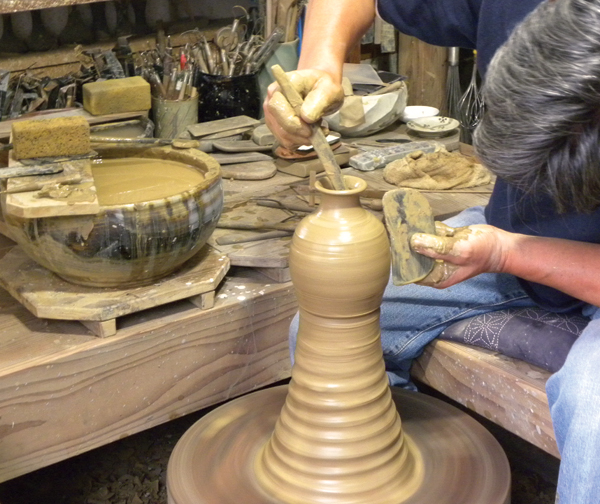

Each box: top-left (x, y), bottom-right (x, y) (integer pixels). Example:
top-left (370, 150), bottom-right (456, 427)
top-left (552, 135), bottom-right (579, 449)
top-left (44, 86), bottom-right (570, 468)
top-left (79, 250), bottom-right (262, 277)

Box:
top-left (378, 0), bottom-right (599, 312)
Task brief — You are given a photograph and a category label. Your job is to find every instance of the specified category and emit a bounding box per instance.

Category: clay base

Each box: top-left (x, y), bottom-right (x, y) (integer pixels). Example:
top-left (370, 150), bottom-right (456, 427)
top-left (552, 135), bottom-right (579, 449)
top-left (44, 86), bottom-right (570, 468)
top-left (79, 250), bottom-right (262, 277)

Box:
top-left (167, 385), bottom-right (511, 504)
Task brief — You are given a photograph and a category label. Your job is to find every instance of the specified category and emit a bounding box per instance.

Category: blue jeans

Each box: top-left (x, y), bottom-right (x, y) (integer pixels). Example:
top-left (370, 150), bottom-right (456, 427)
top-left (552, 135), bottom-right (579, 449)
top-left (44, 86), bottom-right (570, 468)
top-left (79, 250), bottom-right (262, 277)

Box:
top-left (289, 205), bottom-right (599, 503)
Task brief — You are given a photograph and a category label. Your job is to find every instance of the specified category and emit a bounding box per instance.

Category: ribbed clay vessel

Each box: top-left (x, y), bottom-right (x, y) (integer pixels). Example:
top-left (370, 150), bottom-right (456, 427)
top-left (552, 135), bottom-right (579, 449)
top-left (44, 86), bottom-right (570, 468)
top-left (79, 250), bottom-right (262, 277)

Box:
top-left (255, 175), bottom-right (423, 503)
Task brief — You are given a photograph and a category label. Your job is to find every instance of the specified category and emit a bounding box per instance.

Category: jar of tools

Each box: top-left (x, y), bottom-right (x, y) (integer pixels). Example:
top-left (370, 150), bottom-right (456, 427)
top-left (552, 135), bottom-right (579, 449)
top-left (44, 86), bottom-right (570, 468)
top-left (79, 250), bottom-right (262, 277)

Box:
top-left (151, 73), bottom-right (199, 139)
top-left (196, 71), bottom-right (261, 122)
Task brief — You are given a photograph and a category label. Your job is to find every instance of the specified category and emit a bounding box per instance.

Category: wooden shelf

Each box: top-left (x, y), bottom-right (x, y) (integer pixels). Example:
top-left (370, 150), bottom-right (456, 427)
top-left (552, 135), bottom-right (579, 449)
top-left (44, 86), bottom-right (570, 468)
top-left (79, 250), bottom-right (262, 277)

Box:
top-left (0, 0), bottom-right (109, 15)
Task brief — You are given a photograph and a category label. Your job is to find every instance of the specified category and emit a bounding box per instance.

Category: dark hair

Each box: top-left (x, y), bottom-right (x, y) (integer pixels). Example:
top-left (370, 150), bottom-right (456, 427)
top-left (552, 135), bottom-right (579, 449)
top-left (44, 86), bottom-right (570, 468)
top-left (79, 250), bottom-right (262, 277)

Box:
top-left (474, 0), bottom-right (600, 213)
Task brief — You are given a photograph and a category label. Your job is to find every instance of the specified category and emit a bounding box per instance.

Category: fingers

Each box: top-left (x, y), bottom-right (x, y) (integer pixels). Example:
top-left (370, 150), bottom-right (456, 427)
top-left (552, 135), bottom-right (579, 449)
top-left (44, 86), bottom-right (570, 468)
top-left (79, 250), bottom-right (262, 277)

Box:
top-left (263, 90), bottom-right (313, 148)
top-left (300, 75), bottom-right (344, 122)
top-left (434, 221), bottom-right (456, 237)
top-left (263, 69), bottom-right (344, 150)
top-left (417, 261), bottom-right (459, 288)
top-left (411, 233), bottom-right (458, 257)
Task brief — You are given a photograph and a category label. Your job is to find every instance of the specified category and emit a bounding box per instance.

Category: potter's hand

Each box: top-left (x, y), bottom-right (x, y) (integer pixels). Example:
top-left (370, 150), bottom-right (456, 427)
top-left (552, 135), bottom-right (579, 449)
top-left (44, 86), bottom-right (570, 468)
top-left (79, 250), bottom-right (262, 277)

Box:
top-left (264, 69), bottom-right (344, 150)
top-left (410, 222), bottom-right (508, 289)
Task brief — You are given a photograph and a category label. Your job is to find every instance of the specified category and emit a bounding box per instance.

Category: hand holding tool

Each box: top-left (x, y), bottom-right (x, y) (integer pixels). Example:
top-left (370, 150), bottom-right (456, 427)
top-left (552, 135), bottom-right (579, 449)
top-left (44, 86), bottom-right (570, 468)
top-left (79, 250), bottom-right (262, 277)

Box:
top-left (270, 64), bottom-right (347, 191)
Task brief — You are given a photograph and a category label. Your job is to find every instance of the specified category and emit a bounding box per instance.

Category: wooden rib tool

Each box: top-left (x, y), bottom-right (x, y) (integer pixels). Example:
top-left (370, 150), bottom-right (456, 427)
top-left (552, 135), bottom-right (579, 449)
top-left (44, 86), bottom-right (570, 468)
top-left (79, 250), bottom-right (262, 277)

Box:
top-left (270, 64), bottom-right (347, 191)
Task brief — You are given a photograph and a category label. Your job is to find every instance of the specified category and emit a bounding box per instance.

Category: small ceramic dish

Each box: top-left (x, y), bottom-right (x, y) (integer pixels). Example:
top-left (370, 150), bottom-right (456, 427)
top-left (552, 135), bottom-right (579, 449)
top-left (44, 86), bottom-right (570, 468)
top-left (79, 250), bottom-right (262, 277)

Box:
top-left (407, 116), bottom-right (460, 137)
top-left (400, 106), bottom-right (439, 122)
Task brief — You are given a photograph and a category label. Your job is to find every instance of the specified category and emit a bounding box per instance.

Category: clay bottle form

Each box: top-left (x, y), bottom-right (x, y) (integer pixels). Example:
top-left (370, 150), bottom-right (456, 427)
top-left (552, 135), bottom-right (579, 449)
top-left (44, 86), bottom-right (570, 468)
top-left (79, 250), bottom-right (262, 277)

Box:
top-left (255, 176), bottom-right (423, 503)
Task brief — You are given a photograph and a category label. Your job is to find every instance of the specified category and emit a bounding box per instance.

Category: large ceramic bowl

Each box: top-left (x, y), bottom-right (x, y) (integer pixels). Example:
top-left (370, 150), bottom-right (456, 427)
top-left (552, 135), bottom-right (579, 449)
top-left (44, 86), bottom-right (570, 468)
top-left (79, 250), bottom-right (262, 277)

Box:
top-left (3, 146), bottom-right (223, 288)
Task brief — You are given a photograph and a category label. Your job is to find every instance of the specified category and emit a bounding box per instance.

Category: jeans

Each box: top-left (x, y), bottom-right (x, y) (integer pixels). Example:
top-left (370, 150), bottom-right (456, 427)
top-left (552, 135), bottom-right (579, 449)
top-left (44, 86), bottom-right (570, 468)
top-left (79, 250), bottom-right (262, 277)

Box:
top-left (288, 205), bottom-right (599, 503)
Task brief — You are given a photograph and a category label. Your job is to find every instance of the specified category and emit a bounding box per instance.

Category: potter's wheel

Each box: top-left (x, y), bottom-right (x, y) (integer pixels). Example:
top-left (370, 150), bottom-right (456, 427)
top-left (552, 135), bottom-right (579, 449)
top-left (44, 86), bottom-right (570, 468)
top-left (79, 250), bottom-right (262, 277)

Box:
top-left (167, 384), bottom-right (511, 504)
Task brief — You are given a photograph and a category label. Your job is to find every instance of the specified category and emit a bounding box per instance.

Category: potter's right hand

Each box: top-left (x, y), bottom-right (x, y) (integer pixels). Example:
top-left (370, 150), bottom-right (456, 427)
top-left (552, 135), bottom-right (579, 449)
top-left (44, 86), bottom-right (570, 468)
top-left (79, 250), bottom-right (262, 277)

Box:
top-left (264, 69), bottom-right (344, 150)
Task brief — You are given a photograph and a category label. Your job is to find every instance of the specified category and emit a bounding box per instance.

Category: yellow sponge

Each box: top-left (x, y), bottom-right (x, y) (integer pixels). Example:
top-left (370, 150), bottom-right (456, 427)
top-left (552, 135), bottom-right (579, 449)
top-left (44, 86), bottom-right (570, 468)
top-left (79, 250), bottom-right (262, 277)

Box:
top-left (83, 76), bottom-right (151, 116)
top-left (12, 116), bottom-right (90, 160)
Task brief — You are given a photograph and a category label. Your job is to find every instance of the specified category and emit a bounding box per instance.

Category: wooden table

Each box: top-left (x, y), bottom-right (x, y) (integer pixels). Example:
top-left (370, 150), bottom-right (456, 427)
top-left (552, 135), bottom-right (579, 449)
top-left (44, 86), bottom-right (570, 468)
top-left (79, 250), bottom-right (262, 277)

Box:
top-left (0, 165), bottom-right (494, 482)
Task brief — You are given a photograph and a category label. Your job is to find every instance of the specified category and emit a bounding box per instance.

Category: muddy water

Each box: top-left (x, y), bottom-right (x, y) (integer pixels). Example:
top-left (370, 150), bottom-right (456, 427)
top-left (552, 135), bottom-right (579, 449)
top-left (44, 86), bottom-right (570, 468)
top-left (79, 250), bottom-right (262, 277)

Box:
top-left (91, 157), bottom-right (205, 205)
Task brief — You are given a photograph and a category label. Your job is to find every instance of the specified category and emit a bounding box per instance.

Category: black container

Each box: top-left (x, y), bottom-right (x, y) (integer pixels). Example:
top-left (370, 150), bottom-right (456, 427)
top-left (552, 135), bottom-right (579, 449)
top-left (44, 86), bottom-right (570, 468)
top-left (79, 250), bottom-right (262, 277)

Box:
top-left (196, 72), bottom-right (261, 121)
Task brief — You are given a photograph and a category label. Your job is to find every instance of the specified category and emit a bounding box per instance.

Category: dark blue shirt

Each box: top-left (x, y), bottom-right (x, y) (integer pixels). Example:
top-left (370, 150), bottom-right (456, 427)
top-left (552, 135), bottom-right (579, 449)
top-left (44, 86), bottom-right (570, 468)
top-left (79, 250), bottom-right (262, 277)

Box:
top-left (378, 0), bottom-right (599, 312)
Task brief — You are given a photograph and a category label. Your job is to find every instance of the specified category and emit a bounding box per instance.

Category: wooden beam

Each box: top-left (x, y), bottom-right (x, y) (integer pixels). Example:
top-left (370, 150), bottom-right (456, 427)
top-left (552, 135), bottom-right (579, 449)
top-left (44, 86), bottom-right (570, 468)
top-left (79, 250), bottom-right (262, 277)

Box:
top-left (0, 0), bottom-right (106, 15)
top-left (0, 266), bottom-right (296, 482)
top-left (397, 34), bottom-right (447, 111)
top-left (413, 339), bottom-right (559, 458)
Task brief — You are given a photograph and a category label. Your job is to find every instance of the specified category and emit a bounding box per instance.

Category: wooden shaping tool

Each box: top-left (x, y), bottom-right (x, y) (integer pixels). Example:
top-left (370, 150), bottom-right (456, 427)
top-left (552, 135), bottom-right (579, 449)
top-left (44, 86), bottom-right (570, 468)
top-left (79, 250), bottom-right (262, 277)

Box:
top-left (382, 188), bottom-right (435, 285)
top-left (270, 65), bottom-right (347, 191)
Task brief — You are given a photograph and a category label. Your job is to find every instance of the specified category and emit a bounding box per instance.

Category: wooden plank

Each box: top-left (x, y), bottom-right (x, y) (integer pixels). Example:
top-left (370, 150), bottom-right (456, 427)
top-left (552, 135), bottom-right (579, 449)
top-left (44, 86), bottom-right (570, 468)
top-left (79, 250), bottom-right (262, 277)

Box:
top-left (0, 26), bottom-right (221, 73)
top-left (4, 153), bottom-right (100, 218)
top-left (0, 268), bottom-right (296, 482)
top-left (397, 34), bottom-right (447, 111)
top-left (0, 0), bottom-right (106, 14)
top-left (0, 245), bottom-right (229, 323)
top-left (413, 339), bottom-right (558, 458)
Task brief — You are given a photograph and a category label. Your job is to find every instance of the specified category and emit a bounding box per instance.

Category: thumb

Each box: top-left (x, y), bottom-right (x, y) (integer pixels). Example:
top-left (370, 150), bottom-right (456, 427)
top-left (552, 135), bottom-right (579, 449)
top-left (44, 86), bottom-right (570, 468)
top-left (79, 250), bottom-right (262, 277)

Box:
top-left (410, 233), bottom-right (456, 257)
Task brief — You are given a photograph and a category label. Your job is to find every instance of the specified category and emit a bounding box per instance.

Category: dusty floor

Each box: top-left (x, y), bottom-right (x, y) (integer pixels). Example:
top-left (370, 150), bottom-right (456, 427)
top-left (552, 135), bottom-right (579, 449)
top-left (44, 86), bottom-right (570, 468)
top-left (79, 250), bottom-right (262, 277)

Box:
top-left (0, 383), bottom-right (558, 504)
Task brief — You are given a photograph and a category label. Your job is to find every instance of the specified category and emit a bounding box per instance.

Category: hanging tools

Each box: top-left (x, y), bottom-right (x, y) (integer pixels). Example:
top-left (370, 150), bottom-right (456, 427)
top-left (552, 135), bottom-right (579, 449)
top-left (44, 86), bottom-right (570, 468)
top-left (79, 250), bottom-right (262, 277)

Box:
top-left (271, 64), bottom-right (346, 191)
top-left (446, 47), bottom-right (462, 121)
top-left (458, 50), bottom-right (484, 144)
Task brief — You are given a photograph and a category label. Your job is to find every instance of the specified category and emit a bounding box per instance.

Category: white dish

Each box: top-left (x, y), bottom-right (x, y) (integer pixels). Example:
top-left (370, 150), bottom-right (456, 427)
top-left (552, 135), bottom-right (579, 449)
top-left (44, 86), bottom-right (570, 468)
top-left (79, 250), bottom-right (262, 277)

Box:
top-left (407, 116), bottom-right (460, 137)
top-left (400, 106), bottom-right (439, 122)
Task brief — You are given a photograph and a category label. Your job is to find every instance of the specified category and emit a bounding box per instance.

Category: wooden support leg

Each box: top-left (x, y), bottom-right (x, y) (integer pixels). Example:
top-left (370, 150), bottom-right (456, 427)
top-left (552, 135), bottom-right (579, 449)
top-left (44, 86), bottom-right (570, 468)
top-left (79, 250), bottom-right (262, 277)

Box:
top-left (189, 290), bottom-right (215, 310)
top-left (81, 319), bottom-right (117, 338)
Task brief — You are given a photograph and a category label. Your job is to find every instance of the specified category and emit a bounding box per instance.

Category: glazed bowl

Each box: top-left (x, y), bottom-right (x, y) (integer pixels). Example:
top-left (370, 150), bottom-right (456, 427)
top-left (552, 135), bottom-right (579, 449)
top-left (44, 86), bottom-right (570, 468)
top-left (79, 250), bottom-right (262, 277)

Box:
top-left (3, 146), bottom-right (223, 288)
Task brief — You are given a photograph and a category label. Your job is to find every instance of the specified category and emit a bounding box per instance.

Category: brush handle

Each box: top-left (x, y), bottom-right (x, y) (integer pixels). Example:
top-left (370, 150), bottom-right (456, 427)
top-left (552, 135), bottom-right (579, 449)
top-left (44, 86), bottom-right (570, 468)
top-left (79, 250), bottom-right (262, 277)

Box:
top-left (271, 64), bottom-right (347, 191)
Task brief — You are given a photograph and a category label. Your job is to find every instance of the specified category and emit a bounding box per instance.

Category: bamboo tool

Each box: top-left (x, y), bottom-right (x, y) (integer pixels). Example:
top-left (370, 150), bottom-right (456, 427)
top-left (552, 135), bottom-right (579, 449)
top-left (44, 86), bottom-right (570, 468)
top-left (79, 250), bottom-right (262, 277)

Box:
top-left (446, 47), bottom-right (462, 121)
top-left (458, 50), bottom-right (485, 144)
top-left (90, 137), bottom-right (200, 149)
top-left (270, 64), bottom-right (347, 191)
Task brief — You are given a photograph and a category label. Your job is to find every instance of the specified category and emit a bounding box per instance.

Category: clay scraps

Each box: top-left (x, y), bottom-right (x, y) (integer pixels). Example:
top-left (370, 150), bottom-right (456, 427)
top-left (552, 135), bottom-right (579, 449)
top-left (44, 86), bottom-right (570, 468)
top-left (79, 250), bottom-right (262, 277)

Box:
top-left (383, 146), bottom-right (493, 190)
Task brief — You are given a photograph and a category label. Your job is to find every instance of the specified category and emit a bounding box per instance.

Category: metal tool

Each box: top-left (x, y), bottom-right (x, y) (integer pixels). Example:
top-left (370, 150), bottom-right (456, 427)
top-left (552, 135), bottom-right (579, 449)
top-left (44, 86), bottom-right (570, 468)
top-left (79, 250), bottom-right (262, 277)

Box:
top-left (458, 50), bottom-right (484, 144)
top-left (271, 64), bottom-right (346, 191)
top-left (382, 188), bottom-right (436, 285)
top-left (446, 47), bottom-right (462, 121)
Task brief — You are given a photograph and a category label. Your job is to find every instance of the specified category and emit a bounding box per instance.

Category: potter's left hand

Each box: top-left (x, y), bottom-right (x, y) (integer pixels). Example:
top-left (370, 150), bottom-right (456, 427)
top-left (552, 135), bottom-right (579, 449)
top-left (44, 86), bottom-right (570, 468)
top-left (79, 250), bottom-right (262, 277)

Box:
top-left (410, 222), bottom-right (508, 289)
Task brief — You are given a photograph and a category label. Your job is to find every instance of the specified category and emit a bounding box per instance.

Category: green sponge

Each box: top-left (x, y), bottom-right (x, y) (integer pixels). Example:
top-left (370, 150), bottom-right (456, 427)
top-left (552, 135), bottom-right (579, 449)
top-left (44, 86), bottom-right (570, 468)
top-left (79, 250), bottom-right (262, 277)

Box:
top-left (11, 116), bottom-right (90, 160)
top-left (83, 76), bottom-right (151, 116)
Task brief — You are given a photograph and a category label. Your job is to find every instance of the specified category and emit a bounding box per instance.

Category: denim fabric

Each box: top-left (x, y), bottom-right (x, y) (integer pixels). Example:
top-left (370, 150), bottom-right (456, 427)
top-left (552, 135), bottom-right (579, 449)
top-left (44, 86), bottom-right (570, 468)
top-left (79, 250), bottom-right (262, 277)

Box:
top-left (546, 303), bottom-right (600, 503)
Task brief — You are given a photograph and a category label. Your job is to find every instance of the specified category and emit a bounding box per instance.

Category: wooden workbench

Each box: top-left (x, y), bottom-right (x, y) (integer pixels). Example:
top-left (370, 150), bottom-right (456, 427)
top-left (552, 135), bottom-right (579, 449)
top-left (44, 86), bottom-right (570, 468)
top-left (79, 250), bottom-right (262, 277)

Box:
top-left (0, 164), bottom-right (498, 482)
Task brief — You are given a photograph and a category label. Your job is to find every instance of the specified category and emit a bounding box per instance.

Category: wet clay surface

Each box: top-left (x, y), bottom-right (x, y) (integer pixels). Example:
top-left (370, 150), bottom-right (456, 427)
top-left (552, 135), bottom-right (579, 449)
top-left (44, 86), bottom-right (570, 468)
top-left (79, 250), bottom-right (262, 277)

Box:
top-left (91, 157), bottom-right (205, 205)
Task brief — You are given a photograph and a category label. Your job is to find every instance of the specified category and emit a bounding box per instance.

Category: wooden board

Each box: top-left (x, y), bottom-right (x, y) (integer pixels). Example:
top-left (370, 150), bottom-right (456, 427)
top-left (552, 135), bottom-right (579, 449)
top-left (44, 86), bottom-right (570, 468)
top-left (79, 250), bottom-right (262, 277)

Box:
top-left (0, 245), bottom-right (230, 337)
top-left (0, 0), bottom-right (106, 14)
top-left (208, 194), bottom-right (300, 271)
top-left (187, 116), bottom-right (261, 138)
top-left (413, 339), bottom-right (557, 457)
top-left (0, 265), bottom-right (295, 482)
top-left (4, 153), bottom-right (100, 218)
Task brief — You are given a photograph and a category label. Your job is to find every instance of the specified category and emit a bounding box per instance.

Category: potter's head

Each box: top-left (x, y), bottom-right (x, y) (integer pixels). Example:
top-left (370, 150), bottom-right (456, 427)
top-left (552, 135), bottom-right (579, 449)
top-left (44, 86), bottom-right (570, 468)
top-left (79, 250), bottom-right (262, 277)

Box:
top-left (475, 0), bottom-right (600, 213)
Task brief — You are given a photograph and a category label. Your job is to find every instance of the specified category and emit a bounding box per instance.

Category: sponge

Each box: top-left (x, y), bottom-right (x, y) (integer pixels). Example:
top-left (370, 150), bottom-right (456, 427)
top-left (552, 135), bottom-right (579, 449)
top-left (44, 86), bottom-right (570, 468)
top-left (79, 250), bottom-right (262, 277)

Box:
top-left (83, 76), bottom-right (151, 116)
top-left (11, 116), bottom-right (90, 160)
